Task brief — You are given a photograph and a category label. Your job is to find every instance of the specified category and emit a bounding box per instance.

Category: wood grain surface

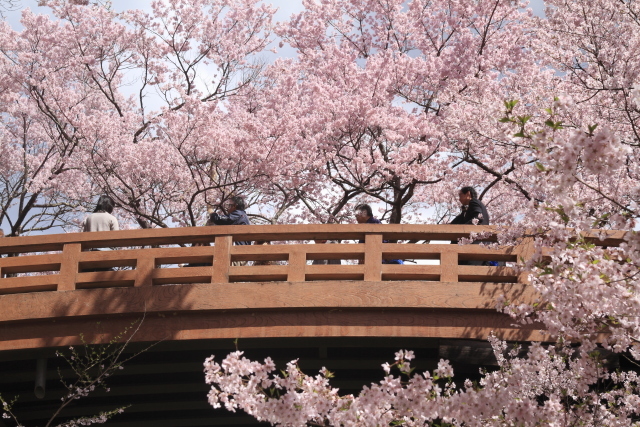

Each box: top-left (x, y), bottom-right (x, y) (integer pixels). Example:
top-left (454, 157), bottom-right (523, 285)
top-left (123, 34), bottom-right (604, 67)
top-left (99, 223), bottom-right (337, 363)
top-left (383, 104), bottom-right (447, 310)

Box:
top-left (0, 307), bottom-right (551, 351)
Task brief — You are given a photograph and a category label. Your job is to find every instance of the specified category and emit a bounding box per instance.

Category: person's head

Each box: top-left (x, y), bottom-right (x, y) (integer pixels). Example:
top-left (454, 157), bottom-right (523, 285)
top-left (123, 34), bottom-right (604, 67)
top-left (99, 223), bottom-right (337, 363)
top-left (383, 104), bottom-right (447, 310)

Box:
top-left (458, 186), bottom-right (477, 206)
top-left (354, 204), bottom-right (373, 223)
top-left (0, 229), bottom-right (4, 238)
top-left (225, 195), bottom-right (246, 213)
top-left (95, 195), bottom-right (115, 214)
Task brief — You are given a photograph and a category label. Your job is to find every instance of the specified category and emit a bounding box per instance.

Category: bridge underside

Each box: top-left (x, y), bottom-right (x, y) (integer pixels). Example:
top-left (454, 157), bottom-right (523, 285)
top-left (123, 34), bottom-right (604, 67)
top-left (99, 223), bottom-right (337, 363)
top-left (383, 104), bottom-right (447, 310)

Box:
top-left (1, 336), bottom-right (536, 427)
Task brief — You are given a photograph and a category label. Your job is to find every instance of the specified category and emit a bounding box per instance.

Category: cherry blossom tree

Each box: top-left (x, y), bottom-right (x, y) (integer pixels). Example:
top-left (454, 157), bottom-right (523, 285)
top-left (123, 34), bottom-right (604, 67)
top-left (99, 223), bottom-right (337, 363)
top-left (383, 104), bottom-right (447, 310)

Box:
top-left (0, 0), bottom-right (639, 424)
top-left (0, 0), bottom-right (280, 232)
top-left (203, 96), bottom-right (640, 427)
top-left (203, 1), bottom-right (640, 424)
top-left (0, 0), bottom-right (563, 230)
top-left (237, 0), bottom-right (550, 224)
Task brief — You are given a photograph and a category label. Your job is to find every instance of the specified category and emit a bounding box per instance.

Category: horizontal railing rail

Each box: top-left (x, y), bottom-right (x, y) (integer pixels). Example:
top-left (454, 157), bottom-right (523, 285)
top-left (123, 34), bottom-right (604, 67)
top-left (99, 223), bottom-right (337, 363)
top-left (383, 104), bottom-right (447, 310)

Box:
top-left (0, 224), bottom-right (625, 295)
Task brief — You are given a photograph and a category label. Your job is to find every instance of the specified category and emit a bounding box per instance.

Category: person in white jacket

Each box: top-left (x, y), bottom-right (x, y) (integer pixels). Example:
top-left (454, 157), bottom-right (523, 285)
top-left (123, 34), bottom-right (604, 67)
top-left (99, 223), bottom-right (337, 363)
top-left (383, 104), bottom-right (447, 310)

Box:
top-left (82, 195), bottom-right (119, 272)
top-left (83, 195), bottom-right (119, 232)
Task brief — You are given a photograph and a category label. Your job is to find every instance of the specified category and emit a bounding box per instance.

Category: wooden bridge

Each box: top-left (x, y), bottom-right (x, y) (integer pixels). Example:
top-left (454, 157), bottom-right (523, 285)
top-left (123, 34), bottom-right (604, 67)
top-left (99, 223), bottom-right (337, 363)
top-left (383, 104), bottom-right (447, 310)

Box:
top-left (0, 224), bottom-right (624, 426)
top-left (0, 223), bottom-right (598, 352)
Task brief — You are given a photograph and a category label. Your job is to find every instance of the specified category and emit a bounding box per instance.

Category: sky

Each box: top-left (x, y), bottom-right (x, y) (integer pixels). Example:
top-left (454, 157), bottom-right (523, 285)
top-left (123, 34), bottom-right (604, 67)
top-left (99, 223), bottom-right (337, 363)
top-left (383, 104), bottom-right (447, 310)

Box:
top-left (4, 0), bottom-right (547, 31)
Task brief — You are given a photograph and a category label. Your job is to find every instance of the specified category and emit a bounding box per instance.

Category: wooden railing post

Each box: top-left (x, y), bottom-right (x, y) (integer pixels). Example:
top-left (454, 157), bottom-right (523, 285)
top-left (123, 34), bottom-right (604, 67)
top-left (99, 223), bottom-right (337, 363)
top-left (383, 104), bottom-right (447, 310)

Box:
top-left (517, 237), bottom-right (535, 284)
top-left (58, 243), bottom-right (81, 291)
top-left (364, 234), bottom-right (383, 281)
top-left (212, 236), bottom-right (232, 283)
top-left (134, 256), bottom-right (155, 287)
top-left (440, 250), bottom-right (458, 283)
top-left (288, 249), bottom-right (306, 282)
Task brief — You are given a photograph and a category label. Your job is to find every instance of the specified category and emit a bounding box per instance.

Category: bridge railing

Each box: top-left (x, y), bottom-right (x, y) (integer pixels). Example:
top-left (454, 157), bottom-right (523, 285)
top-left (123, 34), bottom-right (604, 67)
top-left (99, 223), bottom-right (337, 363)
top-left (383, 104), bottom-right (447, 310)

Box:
top-left (0, 224), bottom-right (625, 295)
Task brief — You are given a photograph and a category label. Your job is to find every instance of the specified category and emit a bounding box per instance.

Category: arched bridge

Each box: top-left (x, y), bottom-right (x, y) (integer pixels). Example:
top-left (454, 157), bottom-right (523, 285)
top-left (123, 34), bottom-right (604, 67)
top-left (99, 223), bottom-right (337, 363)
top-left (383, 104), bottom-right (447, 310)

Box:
top-left (0, 224), bottom-right (623, 351)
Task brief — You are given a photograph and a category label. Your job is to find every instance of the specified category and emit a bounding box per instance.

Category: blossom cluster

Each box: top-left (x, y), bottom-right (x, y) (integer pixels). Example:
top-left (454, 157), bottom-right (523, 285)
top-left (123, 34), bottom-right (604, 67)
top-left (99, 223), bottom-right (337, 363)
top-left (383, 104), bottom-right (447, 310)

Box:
top-left (205, 339), bottom-right (640, 426)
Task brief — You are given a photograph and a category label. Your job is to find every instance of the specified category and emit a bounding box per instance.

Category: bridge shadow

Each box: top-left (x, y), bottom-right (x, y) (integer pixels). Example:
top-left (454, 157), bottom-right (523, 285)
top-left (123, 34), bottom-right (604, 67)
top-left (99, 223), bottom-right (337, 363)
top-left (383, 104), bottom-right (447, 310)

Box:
top-left (0, 242), bottom-right (209, 349)
top-left (478, 280), bottom-right (531, 307)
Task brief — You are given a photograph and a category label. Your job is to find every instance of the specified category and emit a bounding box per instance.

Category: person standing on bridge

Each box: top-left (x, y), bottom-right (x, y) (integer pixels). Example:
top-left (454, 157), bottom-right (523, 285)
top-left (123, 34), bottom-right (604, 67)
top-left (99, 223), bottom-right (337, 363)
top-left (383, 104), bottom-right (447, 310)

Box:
top-left (208, 195), bottom-right (251, 266)
top-left (208, 196), bottom-right (251, 233)
top-left (354, 204), bottom-right (403, 265)
top-left (450, 186), bottom-right (490, 226)
top-left (450, 186), bottom-right (491, 266)
top-left (82, 195), bottom-right (119, 272)
top-left (83, 195), bottom-right (119, 232)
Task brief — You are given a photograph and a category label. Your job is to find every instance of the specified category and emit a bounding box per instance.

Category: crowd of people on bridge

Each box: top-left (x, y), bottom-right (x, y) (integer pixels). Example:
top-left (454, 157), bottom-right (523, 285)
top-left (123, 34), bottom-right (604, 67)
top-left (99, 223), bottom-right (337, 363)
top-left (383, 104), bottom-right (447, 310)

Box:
top-left (1, 186), bottom-right (492, 268)
top-left (72, 186), bottom-right (492, 267)
top-left (0, 186), bottom-right (489, 241)
top-left (1, 186), bottom-right (491, 271)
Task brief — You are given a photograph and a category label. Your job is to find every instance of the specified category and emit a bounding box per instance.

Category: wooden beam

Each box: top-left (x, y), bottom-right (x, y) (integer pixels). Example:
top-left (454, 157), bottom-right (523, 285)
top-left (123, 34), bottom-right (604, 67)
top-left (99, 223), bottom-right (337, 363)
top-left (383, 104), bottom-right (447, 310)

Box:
top-left (0, 308), bottom-right (552, 351)
top-left (440, 251), bottom-right (458, 282)
top-left (364, 235), bottom-right (382, 281)
top-left (0, 281), bottom-right (538, 323)
top-left (211, 235), bottom-right (232, 283)
top-left (0, 275), bottom-right (59, 295)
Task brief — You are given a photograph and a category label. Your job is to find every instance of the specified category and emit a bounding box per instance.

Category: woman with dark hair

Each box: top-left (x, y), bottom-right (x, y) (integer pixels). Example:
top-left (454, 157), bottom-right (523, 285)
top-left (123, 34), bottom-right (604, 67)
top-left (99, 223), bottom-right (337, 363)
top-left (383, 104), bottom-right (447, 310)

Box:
top-left (81, 196), bottom-right (119, 272)
top-left (83, 195), bottom-right (119, 232)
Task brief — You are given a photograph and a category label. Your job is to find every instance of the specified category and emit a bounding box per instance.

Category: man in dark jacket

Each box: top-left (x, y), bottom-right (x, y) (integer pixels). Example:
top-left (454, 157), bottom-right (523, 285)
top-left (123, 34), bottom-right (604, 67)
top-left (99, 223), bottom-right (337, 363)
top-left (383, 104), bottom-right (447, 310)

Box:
top-left (450, 186), bottom-right (490, 225)
top-left (209, 196), bottom-right (251, 249)
top-left (450, 186), bottom-right (490, 266)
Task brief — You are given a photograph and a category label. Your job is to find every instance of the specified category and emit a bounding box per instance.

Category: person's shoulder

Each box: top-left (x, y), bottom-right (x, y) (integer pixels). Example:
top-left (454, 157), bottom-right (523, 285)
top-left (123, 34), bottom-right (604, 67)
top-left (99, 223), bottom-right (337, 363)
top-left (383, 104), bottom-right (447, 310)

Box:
top-left (368, 217), bottom-right (382, 224)
top-left (109, 214), bottom-right (120, 230)
top-left (232, 210), bottom-right (251, 223)
top-left (96, 212), bottom-right (118, 220)
top-left (469, 199), bottom-right (487, 210)
top-left (450, 214), bottom-right (464, 224)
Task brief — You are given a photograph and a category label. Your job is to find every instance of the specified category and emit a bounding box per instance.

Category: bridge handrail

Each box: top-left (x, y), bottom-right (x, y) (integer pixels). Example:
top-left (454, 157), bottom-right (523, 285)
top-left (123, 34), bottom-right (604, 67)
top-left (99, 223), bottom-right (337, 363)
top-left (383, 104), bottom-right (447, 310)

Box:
top-left (0, 224), bottom-right (626, 295)
top-left (0, 224), bottom-right (626, 254)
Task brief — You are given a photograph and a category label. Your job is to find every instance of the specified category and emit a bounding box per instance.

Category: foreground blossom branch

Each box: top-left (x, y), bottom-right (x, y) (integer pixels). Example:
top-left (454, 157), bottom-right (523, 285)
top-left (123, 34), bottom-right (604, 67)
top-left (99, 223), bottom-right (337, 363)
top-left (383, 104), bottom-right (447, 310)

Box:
top-left (204, 338), bottom-right (640, 426)
top-left (0, 319), bottom-right (153, 427)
